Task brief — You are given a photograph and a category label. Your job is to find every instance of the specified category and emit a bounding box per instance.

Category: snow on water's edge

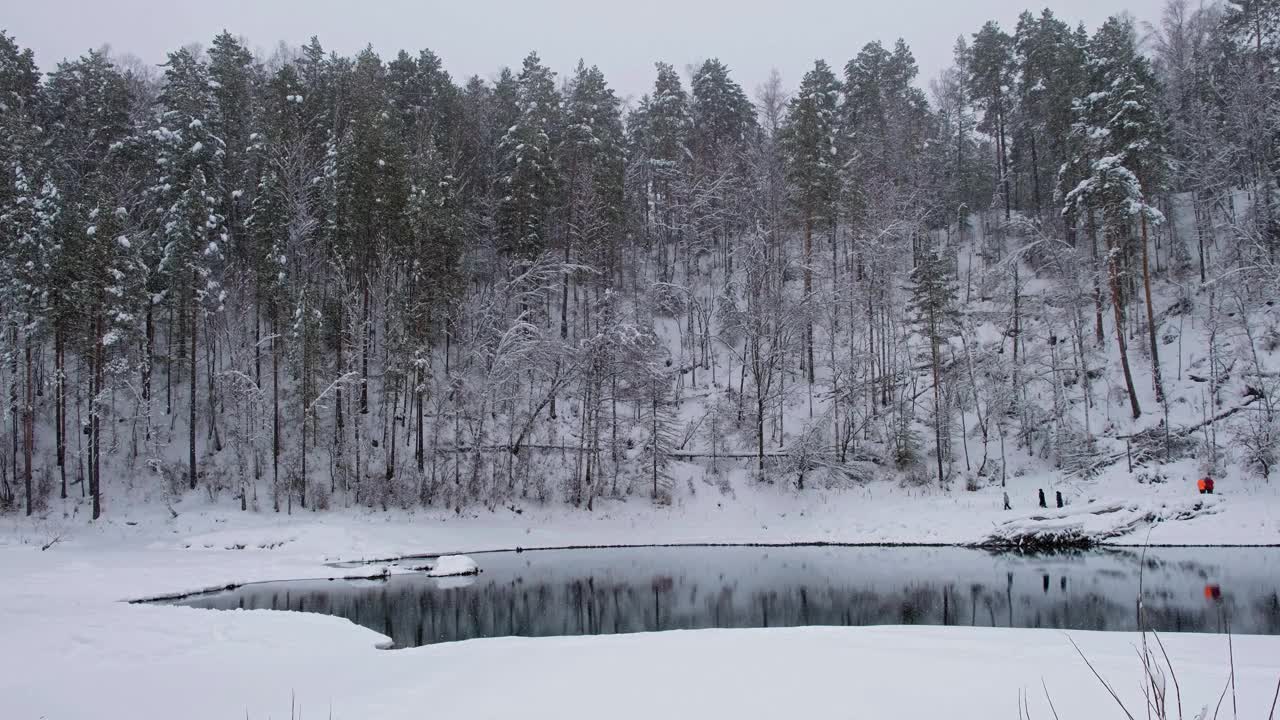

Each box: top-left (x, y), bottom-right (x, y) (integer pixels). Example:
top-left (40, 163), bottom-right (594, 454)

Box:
top-left (2, 504), bottom-right (1278, 720)
top-left (425, 554), bottom-right (478, 577)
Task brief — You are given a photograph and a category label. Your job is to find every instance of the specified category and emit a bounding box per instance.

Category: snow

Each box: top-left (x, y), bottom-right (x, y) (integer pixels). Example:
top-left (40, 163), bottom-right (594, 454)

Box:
top-left (1, 521), bottom-right (1277, 720)
top-left (984, 496), bottom-right (1225, 548)
top-left (2, 188), bottom-right (1278, 716)
top-left (426, 554), bottom-right (478, 577)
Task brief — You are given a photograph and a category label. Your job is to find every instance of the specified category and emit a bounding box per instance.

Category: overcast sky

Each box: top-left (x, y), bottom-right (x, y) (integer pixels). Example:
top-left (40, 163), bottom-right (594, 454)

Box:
top-left (9, 0), bottom-right (1169, 103)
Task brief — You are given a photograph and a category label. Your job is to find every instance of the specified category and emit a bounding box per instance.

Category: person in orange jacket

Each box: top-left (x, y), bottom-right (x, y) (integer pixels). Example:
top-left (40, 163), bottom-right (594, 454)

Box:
top-left (1197, 477), bottom-right (1215, 494)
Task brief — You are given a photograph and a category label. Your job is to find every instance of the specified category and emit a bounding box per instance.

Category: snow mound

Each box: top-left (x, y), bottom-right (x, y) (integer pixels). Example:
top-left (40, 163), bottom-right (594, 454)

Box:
top-left (427, 555), bottom-right (479, 577)
top-left (981, 497), bottom-right (1222, 550)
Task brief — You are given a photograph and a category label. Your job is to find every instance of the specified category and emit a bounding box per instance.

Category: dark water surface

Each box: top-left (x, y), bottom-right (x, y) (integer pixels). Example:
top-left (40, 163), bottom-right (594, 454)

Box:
top-left (164, 546), bottom-right (1280, 647)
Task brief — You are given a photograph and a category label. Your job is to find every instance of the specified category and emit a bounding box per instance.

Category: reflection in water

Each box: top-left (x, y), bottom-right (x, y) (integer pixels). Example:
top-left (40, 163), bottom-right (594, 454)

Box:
top-left (167, 546), bottom-right (1280, 647)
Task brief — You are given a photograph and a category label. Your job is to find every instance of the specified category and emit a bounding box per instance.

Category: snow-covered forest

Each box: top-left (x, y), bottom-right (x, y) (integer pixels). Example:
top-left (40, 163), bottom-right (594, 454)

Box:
top-left (2, 0), bottom-right (1279, 521)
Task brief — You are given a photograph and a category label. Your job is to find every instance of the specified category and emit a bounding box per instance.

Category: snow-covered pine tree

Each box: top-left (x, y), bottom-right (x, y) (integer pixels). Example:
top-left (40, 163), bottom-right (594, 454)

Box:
top-left (689, 58), bottom-right (757, 273)
top-left (782, 60), bottom-right (840, 387)
top-left (560, 60), bottom-right (624, 335)
top-left (152, 47), bottom-right (227, 490)
top-left (910, 251), bottom-right (959, 484)
top-left (207, 32), bottom-right (258, 268)
top-left (1062, 15), bottom-right (1168, 421)
top-left (0, 31), bottom-right (41, 514)
top-left (496, 52), bottom-right (560, 261)
top-left (968, 22), bottom-right (1015, 219)
top-left (643, 63), bottom-right (691, 284)
top-left (42, 51), bottom-right (136, 516)
top-left (1012, 10), bottom-right (1086, 223)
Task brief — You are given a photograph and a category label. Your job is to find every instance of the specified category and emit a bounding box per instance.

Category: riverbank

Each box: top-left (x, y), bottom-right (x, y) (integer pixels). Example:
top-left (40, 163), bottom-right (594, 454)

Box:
top-left (5, 466), bottom-right (1280, 558)
top-left (4, 536), bottom-right (1279, 720)
top-left (4, 480), bottom-right (1280, 719)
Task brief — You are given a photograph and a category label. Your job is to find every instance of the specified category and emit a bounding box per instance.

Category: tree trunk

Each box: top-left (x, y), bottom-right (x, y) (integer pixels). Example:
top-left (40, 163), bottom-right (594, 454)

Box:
top-left (23, 332), bottom-right (33, 517)
top-left (9, 324), bottom-right (18, 500)
top-left (651, 389), bottom-right (659, 500)
top-left (1194, 193), bottom-right (1207, 284)
top-left (206, 320), bottom-right (220, 451)
top-left (334, 306), bottom-right (345, 494)
top-left (1107, 226), bottom-right (1142, 420)
top-left (55, 326), bottom-right (66, 499)
top-left (415, 363), bottom-right (424, 472)
top-left (299, 315), bottom-right (308, 512)
top-left (1030, 135), bottom-right (1042, 217)
top-left (92, 309), bottom-right (104, 519)
top-left (360, 282), bottom-right (370, 415)
top-left (930, 325), bottom-right (945, 486)
top-left (189, 275), bottom-right (198, 490)
top-left (165, 304), bottom-right (173, 416)
top-left (1089, 210), bottom-right (1106, 345)
top-left (998, 106), bottom-right (1011, 221)
top-left (272, 313), bottom-right (280, 513)
top-left (143, 304), bottom-right (153, 440)
top-left (803, 218), bottom-right (815, 385)
top-left (1140, 212), bottom-right (1164, 404)
top-left (756, 392), bottom-right (766, 473)
top-left (1012, 263), bottom-right (1020, 361)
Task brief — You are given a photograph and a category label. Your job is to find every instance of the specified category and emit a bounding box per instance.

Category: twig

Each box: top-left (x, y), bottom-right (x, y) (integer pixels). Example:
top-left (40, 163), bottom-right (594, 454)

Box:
top-left (1212, 673), bottom-right (1230, 720)
top-left (1068, 634), bottom-right (1138, 720)
top-left (1266, 675), bottom-right (1279, 720)
top-left (1041, 679), bottom-right (1061, 720)
top-left (40, 534), bottom-right (62, 551)
top-left (1228, 630), bottom-right (1237, 720)
top-left (1137, 647), bottom-right (1158, 720)
top-left (1152, 631), bottom-right (1184, 720)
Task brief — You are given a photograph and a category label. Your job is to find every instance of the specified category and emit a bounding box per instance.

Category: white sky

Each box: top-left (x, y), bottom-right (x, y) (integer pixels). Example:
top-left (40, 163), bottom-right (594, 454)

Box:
top-left (8, 0), bottom-right (1170, 102)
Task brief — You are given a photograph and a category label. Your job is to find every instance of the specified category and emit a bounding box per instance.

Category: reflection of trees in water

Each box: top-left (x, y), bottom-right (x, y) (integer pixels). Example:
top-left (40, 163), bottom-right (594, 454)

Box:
top-left (184, 567), bottom-right (1279, 647)
top-left (1255, 592), bottom-right (1280, 635)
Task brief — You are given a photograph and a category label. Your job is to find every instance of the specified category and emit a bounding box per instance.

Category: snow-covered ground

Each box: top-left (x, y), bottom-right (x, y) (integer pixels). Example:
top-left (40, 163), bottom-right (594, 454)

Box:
top-left (3, 531), bottom-right (1278, 720)
top-left (3, 491), bottom-right (1279, 720)
top-left (4, 401), bottom-right (1277, 719)
top-left (6, 456), bottom-right (1280, 557)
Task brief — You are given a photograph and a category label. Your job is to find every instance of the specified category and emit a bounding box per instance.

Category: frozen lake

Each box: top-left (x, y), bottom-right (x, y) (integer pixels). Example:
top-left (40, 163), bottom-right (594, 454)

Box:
top-left (163, 546), bottom-right (1280, 647)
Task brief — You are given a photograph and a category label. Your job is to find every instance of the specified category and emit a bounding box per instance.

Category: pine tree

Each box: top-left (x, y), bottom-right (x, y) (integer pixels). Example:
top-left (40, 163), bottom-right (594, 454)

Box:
top-left (1062, 16), bottom-right (1168, 420)
top-left (0, 32), bottom-right (41, 514)
top-left (153, 47), bottom-right (227, 489)
top-left (969, 22), bottom-right (1015, 219)
top-left (561, 60), bottom-right (624, 297)
top-left (690, 59), bottom-right (756, 249)
top-left (932, 37), bottom-right (990, 232)
top-left (690, 59), bottom-right (756, 174)
top-left (43, 51), bottom-right (135, 515)
top-left (207, 32), bottom-right (258, 263)
top-left (782, 60), bottom-right (840, 387)
top-left (643, 62), bottom-right (691, 282)
top-left (496, 52), bottom-right (560, 260)
top-left (911, 251), bottom-right (958, 484)
top-left (1013, 10), bottom-right (1085, 220)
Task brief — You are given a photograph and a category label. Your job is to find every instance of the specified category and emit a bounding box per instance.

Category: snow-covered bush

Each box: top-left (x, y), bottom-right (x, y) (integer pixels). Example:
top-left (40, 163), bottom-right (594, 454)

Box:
top-left (1235, 410), bottom-right (1278, 479)
top-left (781, 417), bottom-right (831, 490)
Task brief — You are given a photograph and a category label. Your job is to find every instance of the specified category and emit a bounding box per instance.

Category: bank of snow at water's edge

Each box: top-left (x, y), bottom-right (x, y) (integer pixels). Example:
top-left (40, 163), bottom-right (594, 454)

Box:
top-left (5, 454), bottom-right (1280, 558)
top-left (426, 554), bottom-right (478, 576)
top-left (2, 503), bottom-right (1279, 720)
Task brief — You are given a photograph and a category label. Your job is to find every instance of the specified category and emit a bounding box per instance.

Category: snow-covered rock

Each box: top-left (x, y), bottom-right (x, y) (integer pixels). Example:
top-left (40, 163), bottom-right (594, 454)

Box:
top-left (981, 496), bottom-right (1223, 550)
top-left (427, 554), bottom-right (479, 577)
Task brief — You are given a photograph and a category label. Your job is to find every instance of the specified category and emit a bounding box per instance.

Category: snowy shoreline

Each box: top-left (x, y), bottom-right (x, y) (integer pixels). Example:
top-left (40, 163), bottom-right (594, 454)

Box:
top-left (3, 498), bottom-right (1279, 720)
